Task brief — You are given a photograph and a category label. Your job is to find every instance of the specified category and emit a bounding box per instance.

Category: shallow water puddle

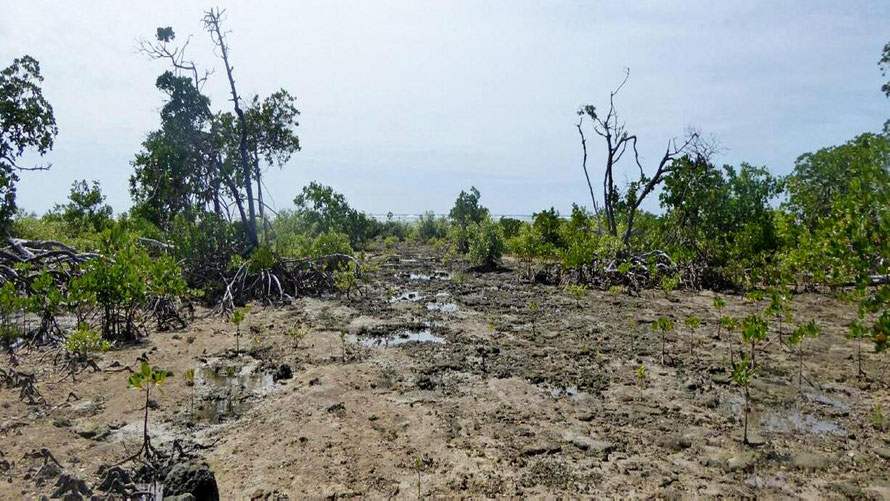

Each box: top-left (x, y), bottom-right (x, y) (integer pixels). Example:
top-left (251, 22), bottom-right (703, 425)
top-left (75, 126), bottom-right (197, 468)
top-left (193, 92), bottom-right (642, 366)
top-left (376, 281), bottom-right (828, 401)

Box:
top-left (758, 409), bottom-right (845, 435)
top-left (389, 291), bottom-right (425, 303)
top-left (426, 302), bottom-right (458, 313)
top-left (409, 270), bottom-right (452, 281)
top-left (348, 327), bottom-right (446, 347)
top-left (193, 358), bottom-right (274, 423)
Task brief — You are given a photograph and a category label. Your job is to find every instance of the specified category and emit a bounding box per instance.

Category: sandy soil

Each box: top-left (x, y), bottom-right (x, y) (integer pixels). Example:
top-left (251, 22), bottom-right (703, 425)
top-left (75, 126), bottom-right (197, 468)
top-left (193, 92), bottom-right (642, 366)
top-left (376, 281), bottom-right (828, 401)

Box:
top-left (2, 244), bottom-right (889, 499)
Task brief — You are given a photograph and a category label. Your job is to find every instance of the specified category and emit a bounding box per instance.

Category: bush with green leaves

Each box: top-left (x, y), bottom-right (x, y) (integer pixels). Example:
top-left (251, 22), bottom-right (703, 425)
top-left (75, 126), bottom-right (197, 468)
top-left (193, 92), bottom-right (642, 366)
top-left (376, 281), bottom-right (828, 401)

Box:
top-left (0, 281), bottom-right (23, 353)
top-left (413, 211), bottom-right (448, 243)
top-left (28, 269), bottom-right (65, 342)
top-left (231, 305), bottom-right (250, 353)
top-left (334, 261), bottom-right (359, 299)
top-left (467, 217), bottom-right (505, 269)
top-left (741, 314), bottom-right (768, 368)
top-left (61, 323), bottom-right (111, 380)
top-left (731, 353), bottom-right (757, 445)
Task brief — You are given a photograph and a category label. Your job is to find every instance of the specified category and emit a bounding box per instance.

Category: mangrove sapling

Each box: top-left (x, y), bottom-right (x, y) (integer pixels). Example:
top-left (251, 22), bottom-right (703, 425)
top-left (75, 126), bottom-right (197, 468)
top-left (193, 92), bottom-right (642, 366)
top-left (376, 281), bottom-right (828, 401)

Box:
top-left (741, 314), bottom-right (768, 369)
top-left (652, 317), bottom-right (674, 365)
top-left (788, 320), bottom-right (820, 388)
top-left (528, 301), bottom-right (539, 337)
top-left (286, 322), bottom-right (309, 349)
top-left (684, 315), bottom-right (701, 359)
top-left (713, 296), bottom-right (726, 341)
top-left (765, 289), bottom-right (791, 343)
top-left (184, 368), bottom-right (195, 415)
top-left (636, 364), bottom-right (648, 401)
top-left (731, 354), bottom-right (757, 445)
top-left (721, 316), bottom-right (738, 365)
top-left (126, 361), bottom-right (170, 461)
top-left (847, 321), bottom-right (870, 378)
top-left (339, 331), bottom-right (347, 362)
top-left (230, 306), bottom-right (250, 354)
top-left (565, 284), bottom-right (588, 307)
top-left (60, 324), bottom-right (110, 381)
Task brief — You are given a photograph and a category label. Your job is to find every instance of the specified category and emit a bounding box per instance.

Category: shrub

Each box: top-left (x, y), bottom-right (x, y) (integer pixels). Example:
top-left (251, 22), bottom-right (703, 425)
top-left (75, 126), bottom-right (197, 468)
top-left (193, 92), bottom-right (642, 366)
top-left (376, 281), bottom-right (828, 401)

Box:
top-left (414, 211), bottom-right (448, 242)
top-left (498, 217), bottom-right (523, 240)
top-left (467, 217), bottom-right (504, 269)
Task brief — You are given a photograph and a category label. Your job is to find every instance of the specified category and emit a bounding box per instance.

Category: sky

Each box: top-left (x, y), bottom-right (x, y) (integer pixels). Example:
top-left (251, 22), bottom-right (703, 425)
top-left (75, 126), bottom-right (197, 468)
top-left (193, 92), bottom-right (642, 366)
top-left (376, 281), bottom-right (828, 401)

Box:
top-left (1, 1), bottom-right (888, 217)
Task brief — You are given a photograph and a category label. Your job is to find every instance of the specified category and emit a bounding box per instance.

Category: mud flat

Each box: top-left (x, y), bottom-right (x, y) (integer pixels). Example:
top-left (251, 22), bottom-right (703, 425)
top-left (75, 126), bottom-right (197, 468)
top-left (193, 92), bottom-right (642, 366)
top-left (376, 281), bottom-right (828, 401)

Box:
top-left (1, 244), bottom-right (889, 498)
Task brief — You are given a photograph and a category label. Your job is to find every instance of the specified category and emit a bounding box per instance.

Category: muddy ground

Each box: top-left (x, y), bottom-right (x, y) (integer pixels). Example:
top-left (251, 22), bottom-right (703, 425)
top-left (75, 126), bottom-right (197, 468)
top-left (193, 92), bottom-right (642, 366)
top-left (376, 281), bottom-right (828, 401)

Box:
top-left (2, 244), bottom-right (889, 499)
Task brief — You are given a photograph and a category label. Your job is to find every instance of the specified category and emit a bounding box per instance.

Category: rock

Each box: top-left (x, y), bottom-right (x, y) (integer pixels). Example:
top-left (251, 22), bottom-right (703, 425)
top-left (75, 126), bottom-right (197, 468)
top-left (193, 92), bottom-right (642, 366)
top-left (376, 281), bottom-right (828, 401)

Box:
top-left (875, 447), bottom-right (890, 461)
top-left (562, 431), bottom-right (615, 457)
top-left (326, 402), bottom-right (345, 415)
top-left (725, 451), bottom-right (757, 472)
top-left (53, 418), bottom-right (72, 428)
top-left (273, 364), bottom-right (292, 382)
top-left (96, 465), bottom-right (133, 496)
top-left (74, 421), bottom-right (109, 440)
top-left (164, 461), bottom-right (219, 501)
top-left (166, 495), bottom-right (197, 501)
top-left (51, 473), bottom-right (92, 500)
top-left (792, 452), bottom-right (827, 470)
top-left (522, 440), bottom-right (561, 456)
top-left (415, 375), bottom-right (436, 390)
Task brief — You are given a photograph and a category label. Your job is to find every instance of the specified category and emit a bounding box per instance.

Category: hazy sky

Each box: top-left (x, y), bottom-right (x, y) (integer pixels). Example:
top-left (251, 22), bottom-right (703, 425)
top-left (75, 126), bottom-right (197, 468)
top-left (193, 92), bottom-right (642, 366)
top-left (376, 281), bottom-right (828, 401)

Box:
top-left (2, 1), bottom-right (888, 216)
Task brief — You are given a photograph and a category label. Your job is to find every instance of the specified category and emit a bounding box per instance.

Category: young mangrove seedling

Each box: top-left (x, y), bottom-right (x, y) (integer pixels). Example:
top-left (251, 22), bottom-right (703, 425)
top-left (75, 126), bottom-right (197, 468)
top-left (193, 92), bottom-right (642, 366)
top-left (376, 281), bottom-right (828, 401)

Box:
top-left (731, 354), bottom-right (756, 446)
top-left (684, 315), bottom-right (701, 359)
top-left (788, 320), bottom-right (820, 388)
top-left (635, 364), bottom-right (648, 401)
top-left (339, 331), bottom-right (348, 362)
top-left (126, 361), bottom-right (170, 461)
top-left (652, 317), bottom-right (674, 365)
top-left (184, 368), bottom-right (195, 414)
top-left (528, 301), bottom-right (539, 337)
top-left (713, 296), bottom-right (726, 338)
top-left (231, 305), bottom-right (251, 354)
top-left (286, 322), bottom-right (310, 349)
top-left (741, 314), bottom-right (768, 369)
top-left (565, 284), bottom-right (588, 307)
top-left (765, 289), bottom-right (792, 342)
top-left (61, 323), bottom-right (111, 381)
top-left (721, 315), bottom-right (738, 365)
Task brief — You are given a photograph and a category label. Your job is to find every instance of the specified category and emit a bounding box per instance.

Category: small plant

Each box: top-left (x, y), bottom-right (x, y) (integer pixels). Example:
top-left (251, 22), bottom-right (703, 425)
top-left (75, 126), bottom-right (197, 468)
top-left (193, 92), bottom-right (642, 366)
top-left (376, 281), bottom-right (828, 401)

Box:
top-left (660, 274), bottom-right (679, 298)
top-left (741, 314), bottom-right (768, 369)
top-left (565, 284), bottom-right (588, 307)
top-left (635, 364), bottom-right (648, 401)
top-left (231, 305), bottom-right (251, 353)
top-left (339, 331), bottom-right (348, 362)
top-left (334, 262), bottom-right (359, 299)
top-left (184, 368), bottom-right (195, 414)
top-left (61, 323), bottom-right (111, 381)
top-left (652, 317), bottom-right (674, 365)
top-left (528, 301), bottom-right (539, 337)
top-left (872, 404), bottom-right (887, 432)
top-left (713, 296), bottom-right (726, 337)
top-left (731, 354), bottom-right (757, 445)
top-left (788, 320), bottom-right (820, 388)
top-left (765, 289), bottom-right (792, 341)
top-left (286, 322), bottom-right (310, 349)
top-left (721, 315), bottom-right (738, 364)
top-left (126, 361), bottom-right (170, 461)
top-left (847, 321), bottom-right (870, 378)
top-left (684, 315), bottom-right (701, 358)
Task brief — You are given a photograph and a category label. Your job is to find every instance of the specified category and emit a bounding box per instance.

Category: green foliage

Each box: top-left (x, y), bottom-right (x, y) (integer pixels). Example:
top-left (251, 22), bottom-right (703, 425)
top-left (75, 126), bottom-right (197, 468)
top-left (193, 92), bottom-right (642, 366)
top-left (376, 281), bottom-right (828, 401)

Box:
top-left (730, 353), bottom-right (756, 390)
top-left (565, 284), bottom-right (588, 303)
top-left (51, 179), bottom-right (113, 233)
top-left (660, 156), bottom-right (782, 276)
top-left (449, 186), bottom-right (488, 230)
top-left (652, 317), bottom-right (674, 333)
top-left (286, 322), bottom-right (309, 348)
top-left (128, 361), bottom-right (170, 391)
top-left (0, 281), bottom-right (23, 347)
top-left (684, 316), bottom-right (701, 330)
top-left (292, 182), bottom-right (378, 248)
top-left (467, 217), bottom-right (505, 269)
top-left (531, 207), bottom-right (564, 248)
top-left (414, 211), bottom-right (448, 243)
top-left (498, 217), bottom-right (522, 240)
top-left (62, 324), bottom-right (111, 356)
top-left (788, 320), bottom-right (820, 347)
top-left (334, 261), bottom-right (359, 298)
top-left (0, 55), bottom-right (57, 233)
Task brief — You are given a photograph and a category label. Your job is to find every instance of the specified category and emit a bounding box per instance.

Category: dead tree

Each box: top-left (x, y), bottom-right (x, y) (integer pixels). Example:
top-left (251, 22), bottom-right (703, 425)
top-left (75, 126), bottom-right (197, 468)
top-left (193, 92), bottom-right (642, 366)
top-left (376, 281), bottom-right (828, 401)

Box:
top-left (578, 68), bottom-right (712, 246)
top-left (203, 7), bottom-right (260, 250)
